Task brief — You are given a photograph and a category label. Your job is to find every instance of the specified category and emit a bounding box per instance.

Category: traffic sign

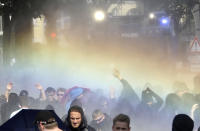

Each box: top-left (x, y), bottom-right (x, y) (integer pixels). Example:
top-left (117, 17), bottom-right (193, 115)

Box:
top-left (190, 37), bottom-right (200, 52)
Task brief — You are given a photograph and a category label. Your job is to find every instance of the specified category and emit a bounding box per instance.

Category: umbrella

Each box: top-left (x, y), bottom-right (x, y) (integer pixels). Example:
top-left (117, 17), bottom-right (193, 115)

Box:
top-left (0, 109), bottom-right (68, 131)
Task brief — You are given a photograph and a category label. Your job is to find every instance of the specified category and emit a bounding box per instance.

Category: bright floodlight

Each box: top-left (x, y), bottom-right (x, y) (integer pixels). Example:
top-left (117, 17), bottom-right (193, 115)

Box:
top-left (149, 13), bottom-right (155, 19)
top-left (94, 10), bottom-right (105, 22)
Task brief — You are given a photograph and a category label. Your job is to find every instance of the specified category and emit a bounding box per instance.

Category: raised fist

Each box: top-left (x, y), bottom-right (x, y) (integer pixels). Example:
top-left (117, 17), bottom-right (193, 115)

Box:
top-left (6, 82), bottom-right (13, 90)
top-left (35, 84), bottom-right (43, 90)
top-left (113, 68), bottom-right (120, 79)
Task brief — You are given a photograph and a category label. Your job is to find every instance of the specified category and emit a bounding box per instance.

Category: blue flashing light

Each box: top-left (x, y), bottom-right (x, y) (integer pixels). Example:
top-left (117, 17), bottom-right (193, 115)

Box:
top-left (160, 17), bottom-right (169, 25)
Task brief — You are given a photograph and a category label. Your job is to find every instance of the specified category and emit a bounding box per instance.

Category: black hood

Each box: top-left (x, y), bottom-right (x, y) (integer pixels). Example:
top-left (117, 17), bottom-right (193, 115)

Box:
top-left (66, 105), bottom-right (88, 130)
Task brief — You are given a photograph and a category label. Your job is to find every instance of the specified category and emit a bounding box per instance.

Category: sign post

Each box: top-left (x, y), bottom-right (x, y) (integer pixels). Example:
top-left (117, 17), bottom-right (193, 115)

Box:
top-left (190, 37), bottom-right (200, 52)
top-left (188, 36), bottom-right (200, 72)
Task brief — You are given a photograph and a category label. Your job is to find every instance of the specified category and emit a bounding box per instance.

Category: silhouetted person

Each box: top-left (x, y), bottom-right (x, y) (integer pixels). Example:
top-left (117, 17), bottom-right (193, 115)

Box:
top-left (10, 95), bottom-right (29, 118)
top-left (135, 87), bottom-right (163, 131)
top-left (180, 93), bottom-right (195, 114)
top-left (113, 69), bottom-right (139, 106)
top-left (172, 114), bottom-right (194, 131)
top-left (1, 93), bottom-right (20, 123)
top-left (112, 69), bottom-right (139, 119)
top-left (172, 81), bottom-right (189, 96)
top-left (19, 90), bottom-right (29, 97)
top-left (159, 93), bottom-right (182, 131)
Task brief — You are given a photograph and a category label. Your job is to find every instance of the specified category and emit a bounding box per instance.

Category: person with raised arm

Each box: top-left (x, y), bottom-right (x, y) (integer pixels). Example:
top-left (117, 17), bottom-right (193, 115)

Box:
top-left (35, 84), bottom-right (46, 101)
top-left (5, 82), bottom-right (13, 102)
top-left (112, 68), bottom-right (140, 106)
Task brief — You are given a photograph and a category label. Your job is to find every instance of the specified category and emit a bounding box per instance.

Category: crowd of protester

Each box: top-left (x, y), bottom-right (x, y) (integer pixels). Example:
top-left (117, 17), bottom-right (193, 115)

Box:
top-left (0, 69), bottom-right (200, 131)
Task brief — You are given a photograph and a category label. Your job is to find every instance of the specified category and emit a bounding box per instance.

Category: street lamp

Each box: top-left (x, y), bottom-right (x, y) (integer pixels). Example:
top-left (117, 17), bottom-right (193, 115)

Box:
top-left (94, 10), bottom-right (105, 22)
top-left (149, 13), bottom-right (155, 19)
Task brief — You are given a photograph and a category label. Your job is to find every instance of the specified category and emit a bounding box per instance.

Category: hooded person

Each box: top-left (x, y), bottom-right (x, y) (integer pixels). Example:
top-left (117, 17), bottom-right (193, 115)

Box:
top-left (172, 114), bottom-right (194, 131)
top-left (64, 105), bottom-right (96, 131)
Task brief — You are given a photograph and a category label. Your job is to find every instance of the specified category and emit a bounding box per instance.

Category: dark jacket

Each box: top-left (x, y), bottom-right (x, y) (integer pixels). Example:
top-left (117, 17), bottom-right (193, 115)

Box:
top-left (65, 105), bottom-right (96, 131)
top-left (1, 93), bottom-right (20, 124)
top-left (119, 79), bottom-right (140, 106)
